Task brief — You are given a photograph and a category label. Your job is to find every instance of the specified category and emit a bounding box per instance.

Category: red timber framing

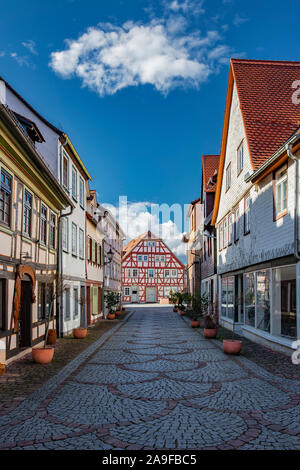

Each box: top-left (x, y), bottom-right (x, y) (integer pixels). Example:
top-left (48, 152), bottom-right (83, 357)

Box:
top-left (122, 232), bottom-right (185, 303)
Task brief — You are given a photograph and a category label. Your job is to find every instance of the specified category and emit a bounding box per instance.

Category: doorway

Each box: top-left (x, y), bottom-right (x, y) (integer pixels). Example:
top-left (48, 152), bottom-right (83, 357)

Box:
top-left (146, 287), bottom-right (157, 302)
top-left (18, 279), bottom-right (32, 348)
top-left (131, 287), bottom-right (139, 303)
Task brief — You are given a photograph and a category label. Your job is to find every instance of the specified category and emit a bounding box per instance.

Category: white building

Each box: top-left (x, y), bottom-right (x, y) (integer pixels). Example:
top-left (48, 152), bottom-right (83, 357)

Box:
top-left (212, 59), bottom-right (300, 354)
top-left (0, 78), bottom-right (91, 335)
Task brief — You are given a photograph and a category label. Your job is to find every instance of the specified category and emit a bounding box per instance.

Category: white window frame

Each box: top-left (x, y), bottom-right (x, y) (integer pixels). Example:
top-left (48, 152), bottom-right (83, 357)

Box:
top-left (226, 163), bottom-right (231, 191)
top-left (274, 165), bottom-right (288, 218)
top-left (148, 269), bottom-right (155, 278)
top-left (79, 228), bottom-right (84, 259)
top-left (244, 195), bottom-right (251, 234)
top-left (79, 177), bottom-right (84, 208)
top-left (72, 165), bottom-right (77, 201)
top-left (72, 222), bottom-right (77, 256)
top-left (237, 142), bottom-right (244, 174)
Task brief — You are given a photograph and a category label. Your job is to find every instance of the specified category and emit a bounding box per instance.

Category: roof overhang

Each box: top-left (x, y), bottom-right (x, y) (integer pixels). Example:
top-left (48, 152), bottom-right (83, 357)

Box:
top-left (62, 133), bottom-right (92, 181)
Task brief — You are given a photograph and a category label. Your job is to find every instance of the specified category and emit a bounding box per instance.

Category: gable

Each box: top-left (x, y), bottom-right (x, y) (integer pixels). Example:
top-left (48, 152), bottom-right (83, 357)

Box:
top-left (216, 82), bottom-right (252, 222)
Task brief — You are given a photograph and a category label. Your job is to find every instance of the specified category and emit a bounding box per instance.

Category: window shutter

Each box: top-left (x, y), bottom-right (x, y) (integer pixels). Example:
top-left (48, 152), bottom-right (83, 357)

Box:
top-left (92, 240), bottom-right (96, 263)
top-left (97, 244), bottom-right (101, 265)
top-left (87, 237), bottom-right (90, 261)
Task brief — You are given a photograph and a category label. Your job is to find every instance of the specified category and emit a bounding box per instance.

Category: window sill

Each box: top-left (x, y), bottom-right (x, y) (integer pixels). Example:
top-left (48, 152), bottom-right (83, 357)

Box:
top-left (0, 224), bottom-right (13, 235)
top-left (244, 230), bottom-right (250, 236)
top-left (22, 234), bottom-right (33, 243)
top-left (39, 243), bottom-right (47, 251)
top-left (242, 325), bottom-right (295, 349)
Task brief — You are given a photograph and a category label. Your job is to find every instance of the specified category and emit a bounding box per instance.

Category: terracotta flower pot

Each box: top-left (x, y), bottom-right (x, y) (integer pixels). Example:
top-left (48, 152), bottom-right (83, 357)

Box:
top-left (73, 328), bottom-right (87, 339)
top-left (173, 307), bottom-right (178, 312)
top-left (115, 310), bottom-right (121, 317)
top-left (190, 320), bottom-right (200, 328)
top-left (223, 339), bottom-right (242, 355)
top-left (32, 346), bottom-right (54, 364)
top-left (122, 306), bottom-right (125, 311)
top-left (204, 328), bottom-right (218, 338)
top-left (47, 329), bottom-right (57, 345)
top-left (0, 364), bottom-right (6, 376)
top-left (180, 311), bottom-right (186, 316)
top-left (107, 313), bottom-right (116, 320)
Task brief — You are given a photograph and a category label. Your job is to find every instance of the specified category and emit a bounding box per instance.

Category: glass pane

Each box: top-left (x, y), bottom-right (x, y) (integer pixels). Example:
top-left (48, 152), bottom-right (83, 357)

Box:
top-left (256, 270), bottom-right (270, 332)
top-left (227, 276), bottom-right (234, 320)
top-left (244, 272), bottom-right (255, 327)
top-left (273, 265), bottom-right (297, 340)
top-left (221, 278), bottom-right (227, 317)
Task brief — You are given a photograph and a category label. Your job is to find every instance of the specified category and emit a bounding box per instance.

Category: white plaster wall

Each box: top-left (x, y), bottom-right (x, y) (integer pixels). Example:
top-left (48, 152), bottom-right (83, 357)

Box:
top-left (216, 82), bottom-right (296, 274)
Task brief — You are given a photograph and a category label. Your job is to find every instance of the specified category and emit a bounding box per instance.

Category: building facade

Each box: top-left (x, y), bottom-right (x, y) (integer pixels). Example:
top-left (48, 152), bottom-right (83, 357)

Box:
top-left (97, 205), bottom-right (125, 315)
top-left (0, 104), bottom-right (71, 364)
top-left (212, 59), bottom-right (300, 353)
top-left (184, 199), bottom-right (202, 297)
top-left (85, 189), bottom-right (104, 325)
top-left (122, 231), bottom-right (185, 303)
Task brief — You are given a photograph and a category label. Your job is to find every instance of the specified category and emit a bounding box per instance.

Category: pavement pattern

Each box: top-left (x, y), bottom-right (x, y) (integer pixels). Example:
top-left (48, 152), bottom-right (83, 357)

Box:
top-left (0, 306), bottom-right (299, 450)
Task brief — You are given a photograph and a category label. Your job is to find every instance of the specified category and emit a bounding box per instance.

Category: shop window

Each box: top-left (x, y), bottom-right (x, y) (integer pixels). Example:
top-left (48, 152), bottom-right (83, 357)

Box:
top-left (273, 265), bottom-right (297, 340)
top-left (221, 276), bottom-right (234, 320)
top-left (244, 272), bottom-right (255, 327)
top-left (256, 270), bottom-right (271, 333)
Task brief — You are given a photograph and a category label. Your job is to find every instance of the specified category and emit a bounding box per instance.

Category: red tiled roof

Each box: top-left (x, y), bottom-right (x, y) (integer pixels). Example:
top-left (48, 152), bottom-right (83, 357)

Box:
top-left (202, 155), bottom-right (219, 192)
top-left (231, 58), bottom-right (300, 169)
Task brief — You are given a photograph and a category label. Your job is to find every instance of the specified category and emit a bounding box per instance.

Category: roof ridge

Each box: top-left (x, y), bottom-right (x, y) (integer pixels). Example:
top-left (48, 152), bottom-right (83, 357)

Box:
top-left (231, 58), bottom-right (300, 66)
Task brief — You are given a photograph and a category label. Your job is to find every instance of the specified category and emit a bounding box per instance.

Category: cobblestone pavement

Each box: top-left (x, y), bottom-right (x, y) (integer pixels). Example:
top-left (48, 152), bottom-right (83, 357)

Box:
top-left (0, 306), bottom-right (299, 450)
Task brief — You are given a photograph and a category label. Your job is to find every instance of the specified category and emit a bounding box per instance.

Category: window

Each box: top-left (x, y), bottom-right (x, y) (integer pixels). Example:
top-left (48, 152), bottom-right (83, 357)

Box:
top-left (38, 283), bottom-right (53, 321)
top-left (132, 269), bottom-right (138, 277)
top-left (172, 270), bottom-right (177, 277)
top-left (244, 195), bottom-right (251, 234)
top-left (73, 288), bottom-right (79, 318)
top-left (124, 287), bottom-right (130, 296)
top-left (138, 255), bottom-right (143, 261)
top-left (97, 244), bottom-right (101, 265)
top-left (237, 142), bottom-right (244, 174)
top-left (71, 166), bottom-right (77, 201)
top-left (49, 213), bottom-right (56, 249)
top-left (87, 236), bottom-right (91, 261)
top-left (234, 207), bottom-right (240, 242)
top-left (274, 166), bottom-right (287, 218)
top-left (62, 152), bottom-right (69, 190)
top-left (226, 163), bottom-right (231, 191)
top-left (79, 177), bottom-right (84, 208)
top-left (79, 228), bottom-right (84, 259)
top-left (0, 279), bottom-right (6, 330)
top-left (72, 223), bottom-right (77, 256)
top-left (23, 190), bottom-right (32, 237)
top-left (148, 269), bottom-right (154, 278)
top-left (244, 272), bottom-right (255, 327)
top-left (223, 217), bottom-right (228, 247)
top-left (92, 240), bottom-right (96, 263)
top-left (64, 288), bottom-right (71, 320)
top-left (40, 204), bottom-right (47, 245)
top-left (256, 271), bottom-right (270, 333)
top-left (144, 255), bottom-right (148, 261)
top-left (165, 270), bottom-right (170, 278)
top-left (228, 213), bottom-right (233, 245)
top-left (273, 265), bottom-right (297, 340)
top-left (219, 223), bottom-right (223, 251)
top-left (148, 241), bottom-right (156, 247)
top-left (0, 169), bottom-right (12, 227)
top-left (62, 217), bottom-right (69, 251)
top-left (221, 277), bottom-right (235, 320)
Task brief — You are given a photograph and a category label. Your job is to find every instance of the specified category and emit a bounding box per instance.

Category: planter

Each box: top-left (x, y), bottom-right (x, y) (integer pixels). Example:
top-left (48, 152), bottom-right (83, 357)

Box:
top-left (32, 346), bottom-right (54, 364)
top-left (223, 339), bottom-right (242, 355)
top-left (47, 329), bottom-right (57, 345)
top-left (173, 308), bottom-right (178, 312)
top-left (122, 306), bottom-right (126, 311)
top-left (0, 364), bottom-right (6, 376)
top-left (115, 310), bottom-right (121, 317)
top-left (204, 328), bottom-right (217, 338)
top-left (107, 313), bottom-right (116, 320)
top-left (180, 311), bottom-right (186, 316)
top-left (73, 328), bottom-right (87, 339)
top-left (190, 320), bottom-right (200, 328)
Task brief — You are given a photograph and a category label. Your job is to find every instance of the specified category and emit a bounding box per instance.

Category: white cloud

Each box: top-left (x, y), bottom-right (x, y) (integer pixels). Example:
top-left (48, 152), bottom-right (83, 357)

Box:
top-left (10, 52), bottom-right (30, 67)
top-left (168, 0), bottom-right (205, 15)
top-left (233, 14), bottom-right (249, 26)
top-left (103, 200), bottom-right (187, 258)
top-left (50, 17), bottom-right (230, 96)
top-left (22, 40), bottom-right (38, 55)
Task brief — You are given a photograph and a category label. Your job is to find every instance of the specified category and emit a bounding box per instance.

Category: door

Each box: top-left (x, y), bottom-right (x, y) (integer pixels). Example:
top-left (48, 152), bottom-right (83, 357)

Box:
top-left (81, 286), bottom-right (87, 327)
top-left (18, 280), bottom-right (32, 348)
top-left (131, 287), bottom-right (139, 303)
top-left (146, 287), bottom-right (157, 303)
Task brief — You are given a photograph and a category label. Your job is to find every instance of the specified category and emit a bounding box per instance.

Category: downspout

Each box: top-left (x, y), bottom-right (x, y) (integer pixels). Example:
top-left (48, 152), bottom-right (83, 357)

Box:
top-left (286, 144), bottom-right (300, 260)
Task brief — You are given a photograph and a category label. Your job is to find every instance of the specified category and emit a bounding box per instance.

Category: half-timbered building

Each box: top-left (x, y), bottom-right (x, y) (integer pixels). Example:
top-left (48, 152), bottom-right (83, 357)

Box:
top-left (122, 231), bottom-right (185, 303)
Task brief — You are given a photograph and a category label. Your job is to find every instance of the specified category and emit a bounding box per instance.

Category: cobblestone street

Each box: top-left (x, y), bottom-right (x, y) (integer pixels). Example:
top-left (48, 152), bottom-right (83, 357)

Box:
top-left (1, 306), bottom-right (300, 450)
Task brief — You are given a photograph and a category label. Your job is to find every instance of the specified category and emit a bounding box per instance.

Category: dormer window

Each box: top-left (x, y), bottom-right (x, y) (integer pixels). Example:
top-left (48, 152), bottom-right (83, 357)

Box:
top-left (13, 112), bottom-right (45, 145)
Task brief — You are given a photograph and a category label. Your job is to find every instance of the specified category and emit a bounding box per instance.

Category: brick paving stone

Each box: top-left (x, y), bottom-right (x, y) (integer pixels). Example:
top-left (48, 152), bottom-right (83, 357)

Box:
top-left (0, 306), bottom-right (299, 450)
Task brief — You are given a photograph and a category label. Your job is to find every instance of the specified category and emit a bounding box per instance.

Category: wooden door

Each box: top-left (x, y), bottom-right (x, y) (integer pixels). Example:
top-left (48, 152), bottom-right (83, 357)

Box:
top-left (19, 280), bottom-right (32, 348)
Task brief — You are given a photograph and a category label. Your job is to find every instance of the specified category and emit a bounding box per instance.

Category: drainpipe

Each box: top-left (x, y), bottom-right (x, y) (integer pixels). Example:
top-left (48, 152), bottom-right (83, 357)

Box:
top-left (286, 144), bottom-right (300, 260)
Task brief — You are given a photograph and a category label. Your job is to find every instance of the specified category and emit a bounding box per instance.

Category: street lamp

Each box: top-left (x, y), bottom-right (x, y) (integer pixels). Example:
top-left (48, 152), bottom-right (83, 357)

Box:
top-left (104, 248), bottom-right (114, 265)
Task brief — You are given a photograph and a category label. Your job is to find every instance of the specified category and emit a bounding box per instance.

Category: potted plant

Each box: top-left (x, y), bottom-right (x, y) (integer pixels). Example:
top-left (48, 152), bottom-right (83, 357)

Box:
top-left (73, 291), bottom-right (87, 339)
top-left (190, 292), bottom-right (209, 328)
top-left (32, 278), bottom-right (58, 364)
top-left (104, 291), bottom-right (118, 320)
top-left (170, 291), bottom-right (179, 312)
top-left (115, 294), bottom-right (122, 316)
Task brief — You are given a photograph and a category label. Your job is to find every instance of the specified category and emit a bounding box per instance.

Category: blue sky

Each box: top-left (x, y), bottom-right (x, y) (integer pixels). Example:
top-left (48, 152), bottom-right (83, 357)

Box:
top-left (0, 0), bottom-right (300, 257)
